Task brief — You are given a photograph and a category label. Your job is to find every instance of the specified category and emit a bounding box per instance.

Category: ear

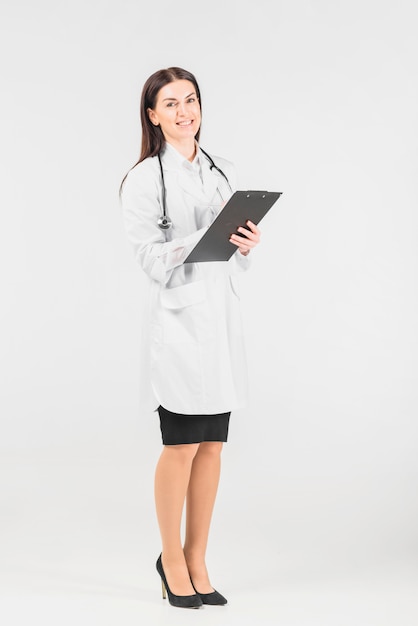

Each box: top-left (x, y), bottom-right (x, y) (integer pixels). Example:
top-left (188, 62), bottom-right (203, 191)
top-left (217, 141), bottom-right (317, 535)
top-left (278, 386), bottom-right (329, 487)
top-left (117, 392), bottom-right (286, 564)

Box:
top-left (147, 108), bottom-right (159, 127)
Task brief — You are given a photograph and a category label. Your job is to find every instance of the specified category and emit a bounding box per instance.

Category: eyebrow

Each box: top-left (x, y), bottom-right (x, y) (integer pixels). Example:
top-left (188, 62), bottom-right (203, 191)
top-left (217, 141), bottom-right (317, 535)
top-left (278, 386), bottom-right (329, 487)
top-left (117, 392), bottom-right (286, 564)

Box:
top-left (162, 92), bottom-right (196, 102)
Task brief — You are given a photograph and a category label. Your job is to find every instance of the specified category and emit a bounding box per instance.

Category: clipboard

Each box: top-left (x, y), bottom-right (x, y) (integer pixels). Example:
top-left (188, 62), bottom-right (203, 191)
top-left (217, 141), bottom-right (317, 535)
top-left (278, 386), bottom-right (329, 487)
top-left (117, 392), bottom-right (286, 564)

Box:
top-left (184, 190), bottom-right (282, 263)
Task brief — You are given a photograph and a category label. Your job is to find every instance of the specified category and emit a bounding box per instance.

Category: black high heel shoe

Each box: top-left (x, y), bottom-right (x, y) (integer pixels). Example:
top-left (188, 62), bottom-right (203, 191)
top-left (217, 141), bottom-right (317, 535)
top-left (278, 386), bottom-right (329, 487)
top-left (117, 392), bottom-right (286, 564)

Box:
top-left (191, 581), bottom-right (228, 605)
top-left (156, 555), bottom-right (202, 609)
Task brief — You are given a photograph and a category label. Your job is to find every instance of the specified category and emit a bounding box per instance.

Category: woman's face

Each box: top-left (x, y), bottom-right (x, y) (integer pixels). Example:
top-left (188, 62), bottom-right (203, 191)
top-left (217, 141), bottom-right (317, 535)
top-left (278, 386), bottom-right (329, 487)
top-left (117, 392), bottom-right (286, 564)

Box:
top-left (148, 79), bottom-right (201, 146)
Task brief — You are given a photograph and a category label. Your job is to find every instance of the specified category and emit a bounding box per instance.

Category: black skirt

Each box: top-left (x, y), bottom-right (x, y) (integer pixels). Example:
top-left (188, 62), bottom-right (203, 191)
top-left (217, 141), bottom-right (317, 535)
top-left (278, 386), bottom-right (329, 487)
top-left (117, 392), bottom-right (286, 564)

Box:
top-left (158, 405), bottom-right (231, 445)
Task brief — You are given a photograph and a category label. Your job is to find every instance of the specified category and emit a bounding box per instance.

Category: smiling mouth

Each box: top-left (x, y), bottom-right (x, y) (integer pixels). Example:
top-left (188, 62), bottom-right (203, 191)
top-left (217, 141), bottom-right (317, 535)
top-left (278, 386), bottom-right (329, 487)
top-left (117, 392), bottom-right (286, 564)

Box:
top-left (177, 120), bottom-right (193, 126)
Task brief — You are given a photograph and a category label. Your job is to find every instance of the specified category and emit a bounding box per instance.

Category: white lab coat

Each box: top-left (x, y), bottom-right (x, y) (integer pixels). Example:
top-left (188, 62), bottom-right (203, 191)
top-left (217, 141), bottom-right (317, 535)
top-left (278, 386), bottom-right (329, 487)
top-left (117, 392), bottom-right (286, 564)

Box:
top-left (121, 143), bottom-right (250, 414)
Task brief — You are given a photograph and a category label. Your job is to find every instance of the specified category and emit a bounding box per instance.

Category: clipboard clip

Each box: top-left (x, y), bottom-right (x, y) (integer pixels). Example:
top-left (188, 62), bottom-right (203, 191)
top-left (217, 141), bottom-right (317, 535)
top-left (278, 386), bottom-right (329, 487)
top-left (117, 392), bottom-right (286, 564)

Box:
top-left (245, 191), bottom-right (268, 198)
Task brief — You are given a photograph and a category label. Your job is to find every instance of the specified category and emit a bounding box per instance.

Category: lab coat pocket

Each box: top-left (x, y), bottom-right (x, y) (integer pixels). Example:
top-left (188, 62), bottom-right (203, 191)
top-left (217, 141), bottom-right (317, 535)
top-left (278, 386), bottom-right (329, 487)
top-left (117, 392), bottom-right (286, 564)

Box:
top-left (160, 280), bottom-right (207, 344)
top-left (160, 280), bottom-right (206, 309)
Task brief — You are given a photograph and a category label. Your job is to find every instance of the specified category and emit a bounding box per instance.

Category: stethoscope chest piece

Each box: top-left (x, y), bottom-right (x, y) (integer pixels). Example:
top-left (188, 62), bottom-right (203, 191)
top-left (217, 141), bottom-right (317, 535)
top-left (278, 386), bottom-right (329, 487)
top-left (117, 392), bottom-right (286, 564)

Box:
top-left (157, 215), bottom-right (172, 230)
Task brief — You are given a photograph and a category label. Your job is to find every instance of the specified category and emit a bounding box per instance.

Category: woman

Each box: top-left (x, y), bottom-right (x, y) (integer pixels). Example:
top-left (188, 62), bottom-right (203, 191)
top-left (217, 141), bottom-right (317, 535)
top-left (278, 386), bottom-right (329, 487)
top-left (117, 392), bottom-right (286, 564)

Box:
top-left (120, 67), bottom-right (261, 609)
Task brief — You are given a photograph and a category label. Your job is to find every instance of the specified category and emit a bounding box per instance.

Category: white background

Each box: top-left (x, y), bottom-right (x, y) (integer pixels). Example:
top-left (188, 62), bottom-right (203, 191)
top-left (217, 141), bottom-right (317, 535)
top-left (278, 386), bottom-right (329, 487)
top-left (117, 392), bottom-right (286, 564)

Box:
top-left (1, 1), bottom-right (418, 624)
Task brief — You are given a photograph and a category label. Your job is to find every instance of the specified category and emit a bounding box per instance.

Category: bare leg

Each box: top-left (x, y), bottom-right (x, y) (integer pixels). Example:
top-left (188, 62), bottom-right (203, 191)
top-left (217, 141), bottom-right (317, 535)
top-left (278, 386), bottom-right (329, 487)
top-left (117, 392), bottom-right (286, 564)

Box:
top-left (183, 441), bottom-right (223, 593)
top-left (154, 443), bottom-right (199, 595)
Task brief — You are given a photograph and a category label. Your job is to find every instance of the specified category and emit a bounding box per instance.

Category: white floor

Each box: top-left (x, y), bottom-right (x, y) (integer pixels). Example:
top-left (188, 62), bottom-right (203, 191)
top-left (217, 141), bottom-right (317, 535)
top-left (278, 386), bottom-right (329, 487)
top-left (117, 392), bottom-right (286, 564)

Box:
top-left (1, 453), bottom-right (417, 626)
top-left (2, 570), bottom-right (418, 626)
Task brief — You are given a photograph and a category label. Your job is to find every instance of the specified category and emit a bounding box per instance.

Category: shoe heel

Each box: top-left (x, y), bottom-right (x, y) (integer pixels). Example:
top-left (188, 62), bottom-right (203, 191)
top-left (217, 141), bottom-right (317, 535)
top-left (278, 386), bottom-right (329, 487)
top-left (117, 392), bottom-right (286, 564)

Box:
top-left (161, 578), bottom-right (167, 600)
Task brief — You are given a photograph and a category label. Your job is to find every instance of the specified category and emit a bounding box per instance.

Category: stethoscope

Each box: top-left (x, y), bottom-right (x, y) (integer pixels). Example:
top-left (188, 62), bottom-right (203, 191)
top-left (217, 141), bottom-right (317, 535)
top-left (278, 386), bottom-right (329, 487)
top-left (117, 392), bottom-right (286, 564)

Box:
top-left (157, 148), bottom-right (232, 229)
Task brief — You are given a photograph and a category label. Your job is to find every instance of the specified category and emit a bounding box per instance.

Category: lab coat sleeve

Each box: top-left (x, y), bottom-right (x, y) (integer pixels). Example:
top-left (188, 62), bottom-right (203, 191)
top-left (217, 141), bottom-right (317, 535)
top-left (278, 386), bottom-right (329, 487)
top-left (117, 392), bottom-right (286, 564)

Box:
top-left (232, 250), bottom-right (251, 272)
top-left (120, 163), bottom-right (207, 284)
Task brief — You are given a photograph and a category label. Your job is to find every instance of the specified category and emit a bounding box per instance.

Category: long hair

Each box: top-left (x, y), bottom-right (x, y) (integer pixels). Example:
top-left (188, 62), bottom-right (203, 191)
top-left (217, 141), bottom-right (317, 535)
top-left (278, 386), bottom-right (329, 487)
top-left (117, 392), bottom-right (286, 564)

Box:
top-left (120, 67), bottom-right (202, 194)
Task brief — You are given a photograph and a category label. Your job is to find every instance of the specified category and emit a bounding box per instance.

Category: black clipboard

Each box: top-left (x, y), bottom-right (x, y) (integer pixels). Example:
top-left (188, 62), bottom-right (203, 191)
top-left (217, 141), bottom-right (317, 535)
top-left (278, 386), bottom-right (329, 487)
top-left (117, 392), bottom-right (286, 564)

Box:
top-left (184, 190), bottom-right (282, 263)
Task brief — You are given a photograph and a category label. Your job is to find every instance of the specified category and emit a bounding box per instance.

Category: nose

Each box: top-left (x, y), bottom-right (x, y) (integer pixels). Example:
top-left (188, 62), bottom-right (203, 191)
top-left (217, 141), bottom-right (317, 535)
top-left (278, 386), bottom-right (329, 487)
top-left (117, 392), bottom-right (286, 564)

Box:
top-left (177, 101), bottom-right (186, 116)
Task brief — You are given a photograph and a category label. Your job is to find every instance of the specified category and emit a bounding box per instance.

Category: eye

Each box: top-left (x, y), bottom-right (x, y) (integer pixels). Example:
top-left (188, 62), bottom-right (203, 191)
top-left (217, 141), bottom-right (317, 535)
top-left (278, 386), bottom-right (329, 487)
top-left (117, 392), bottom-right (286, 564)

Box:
top-left (166, 102), bottom-right (177, 108)
top-left (186, 97), bottom-right (196, 103)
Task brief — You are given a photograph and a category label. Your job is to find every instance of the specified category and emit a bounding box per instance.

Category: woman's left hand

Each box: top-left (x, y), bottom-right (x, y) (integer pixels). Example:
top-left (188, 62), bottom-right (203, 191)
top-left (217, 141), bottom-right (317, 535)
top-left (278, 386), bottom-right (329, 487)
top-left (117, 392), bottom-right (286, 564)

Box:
top-left (229, 220), bottom-right (261, 256)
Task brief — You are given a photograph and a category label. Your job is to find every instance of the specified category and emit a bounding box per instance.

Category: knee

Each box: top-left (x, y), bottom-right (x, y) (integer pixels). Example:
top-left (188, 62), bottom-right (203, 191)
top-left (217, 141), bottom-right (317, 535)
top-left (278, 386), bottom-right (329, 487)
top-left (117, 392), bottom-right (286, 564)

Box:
top-left (163, 443), bottom-right (200, 464)
top-left (197, 441), bottom-right (223, 458)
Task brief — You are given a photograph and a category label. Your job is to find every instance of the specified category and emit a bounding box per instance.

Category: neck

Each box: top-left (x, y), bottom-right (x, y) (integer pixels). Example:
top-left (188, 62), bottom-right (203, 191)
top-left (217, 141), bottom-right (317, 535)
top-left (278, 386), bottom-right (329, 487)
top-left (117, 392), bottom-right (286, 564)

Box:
top-left (167, 139), bottom-right (197, 162)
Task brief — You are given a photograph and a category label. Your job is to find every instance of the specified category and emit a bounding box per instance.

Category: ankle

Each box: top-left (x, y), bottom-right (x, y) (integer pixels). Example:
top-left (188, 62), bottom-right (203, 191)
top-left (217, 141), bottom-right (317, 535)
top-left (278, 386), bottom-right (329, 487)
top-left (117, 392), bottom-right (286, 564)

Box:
top-left (183, 547), bottom-right (206, 564)
top-left (160, 554), bottom-right (196, 596)
top-left (162, 549), bottom-right (187, 567)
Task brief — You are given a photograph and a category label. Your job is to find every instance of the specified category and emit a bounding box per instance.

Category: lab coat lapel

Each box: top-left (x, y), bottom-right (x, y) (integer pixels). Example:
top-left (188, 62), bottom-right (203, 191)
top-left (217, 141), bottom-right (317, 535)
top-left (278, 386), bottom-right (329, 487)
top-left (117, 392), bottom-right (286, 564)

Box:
top-left (161, 144), bottom-right (220, 204)
top-left (161, 145), bottom-right (207, 203)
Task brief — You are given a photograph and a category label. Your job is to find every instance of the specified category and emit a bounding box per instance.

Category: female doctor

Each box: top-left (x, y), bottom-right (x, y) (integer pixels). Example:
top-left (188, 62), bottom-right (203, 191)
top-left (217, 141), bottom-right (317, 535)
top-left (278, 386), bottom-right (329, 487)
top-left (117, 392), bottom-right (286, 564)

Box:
top-left (120, 67), bottom-right (261, 609)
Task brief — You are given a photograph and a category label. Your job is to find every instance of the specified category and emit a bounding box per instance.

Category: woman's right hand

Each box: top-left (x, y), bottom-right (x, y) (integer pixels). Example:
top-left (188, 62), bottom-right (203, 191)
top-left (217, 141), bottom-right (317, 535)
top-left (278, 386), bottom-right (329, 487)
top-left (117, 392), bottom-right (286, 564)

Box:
top-left (229, 220), bottom-right (261, 256)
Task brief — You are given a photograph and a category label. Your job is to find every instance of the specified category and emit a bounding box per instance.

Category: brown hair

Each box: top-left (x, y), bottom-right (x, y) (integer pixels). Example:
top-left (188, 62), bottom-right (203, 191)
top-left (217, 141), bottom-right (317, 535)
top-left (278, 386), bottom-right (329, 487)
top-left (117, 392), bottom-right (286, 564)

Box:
top-left (120, 67), bottom-right (202, 193)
